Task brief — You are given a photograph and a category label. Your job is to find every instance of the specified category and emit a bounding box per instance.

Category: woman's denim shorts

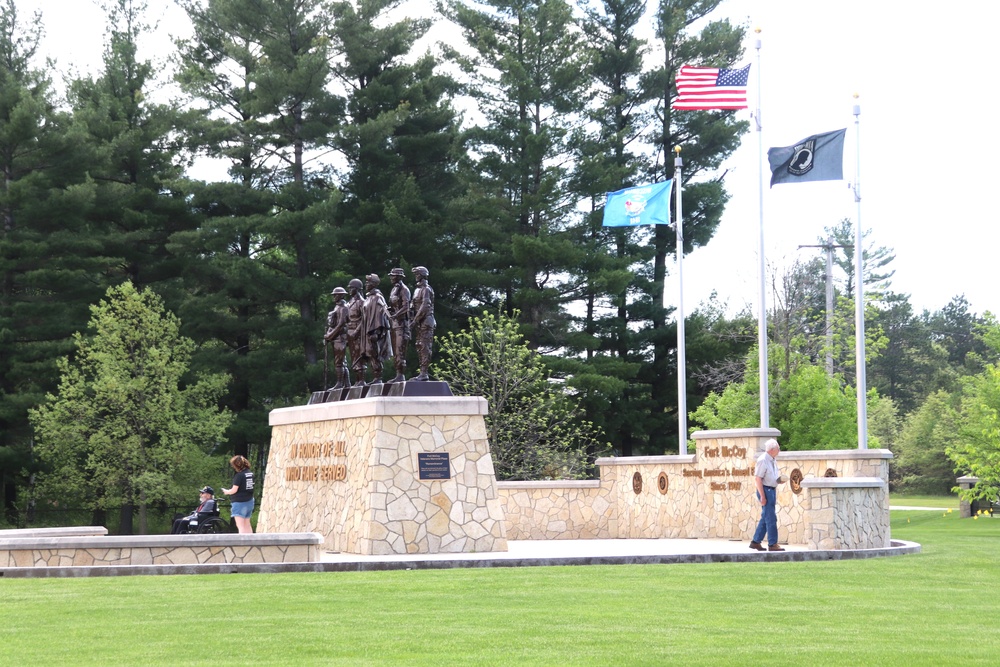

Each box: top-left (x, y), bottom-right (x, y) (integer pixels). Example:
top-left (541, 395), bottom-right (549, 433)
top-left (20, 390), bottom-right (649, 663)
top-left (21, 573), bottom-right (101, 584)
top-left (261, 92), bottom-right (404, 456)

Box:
top-left (231, 499), bottom-right (255, 518)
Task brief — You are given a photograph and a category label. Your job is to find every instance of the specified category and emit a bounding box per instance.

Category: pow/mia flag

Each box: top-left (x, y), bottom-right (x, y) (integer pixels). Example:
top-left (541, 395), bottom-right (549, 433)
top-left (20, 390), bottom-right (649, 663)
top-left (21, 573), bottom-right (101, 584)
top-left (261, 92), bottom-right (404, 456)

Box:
top-left (767, 128), bottom-right (846, 187)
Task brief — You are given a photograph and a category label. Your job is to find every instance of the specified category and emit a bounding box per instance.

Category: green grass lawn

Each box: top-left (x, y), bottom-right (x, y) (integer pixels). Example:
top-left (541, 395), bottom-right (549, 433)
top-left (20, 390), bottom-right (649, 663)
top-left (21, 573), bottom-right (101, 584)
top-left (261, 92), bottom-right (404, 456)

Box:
top-left (890, 492), bottom-right (960, 509)
top-left (3, 512), bottom-right (999, 666)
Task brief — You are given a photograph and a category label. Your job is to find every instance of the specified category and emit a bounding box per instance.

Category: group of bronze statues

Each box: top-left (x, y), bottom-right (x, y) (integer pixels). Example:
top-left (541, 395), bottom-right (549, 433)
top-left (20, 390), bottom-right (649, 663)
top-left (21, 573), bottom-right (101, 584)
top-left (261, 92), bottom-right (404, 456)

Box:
top-left (323, 266), bottom-right (435, 389)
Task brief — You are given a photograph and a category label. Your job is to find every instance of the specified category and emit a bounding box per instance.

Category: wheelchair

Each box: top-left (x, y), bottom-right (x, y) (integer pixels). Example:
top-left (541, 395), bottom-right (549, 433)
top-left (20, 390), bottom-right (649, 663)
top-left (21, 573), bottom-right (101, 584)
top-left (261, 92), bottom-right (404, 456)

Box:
top-left (176, 505), bottom-right (234, 534)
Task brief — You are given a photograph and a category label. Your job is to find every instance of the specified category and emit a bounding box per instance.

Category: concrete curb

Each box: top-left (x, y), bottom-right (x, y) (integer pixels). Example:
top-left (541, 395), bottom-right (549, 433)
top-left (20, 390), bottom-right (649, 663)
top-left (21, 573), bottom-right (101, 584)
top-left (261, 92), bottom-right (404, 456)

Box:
top-left (0, 539), bottom-right (921, 578)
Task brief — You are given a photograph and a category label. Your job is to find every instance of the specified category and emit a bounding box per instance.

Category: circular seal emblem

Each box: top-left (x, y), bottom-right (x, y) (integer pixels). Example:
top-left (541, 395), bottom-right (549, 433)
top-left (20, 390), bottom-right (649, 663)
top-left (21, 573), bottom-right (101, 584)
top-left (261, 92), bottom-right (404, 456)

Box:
top-left (787, 139), bottom-right (816, 176)
top-left (789, 468), bottom-right (804, 495)
top-left (632, 472), bottom-right (643, 495)
top-left (657, 471), bottom-right (669, 495)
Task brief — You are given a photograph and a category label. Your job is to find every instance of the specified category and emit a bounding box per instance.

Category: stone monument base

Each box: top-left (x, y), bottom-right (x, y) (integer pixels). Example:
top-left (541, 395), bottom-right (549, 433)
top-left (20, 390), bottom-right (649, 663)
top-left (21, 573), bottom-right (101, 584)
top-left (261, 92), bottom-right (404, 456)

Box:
top-left (259, 396), bottom-right (507, 555)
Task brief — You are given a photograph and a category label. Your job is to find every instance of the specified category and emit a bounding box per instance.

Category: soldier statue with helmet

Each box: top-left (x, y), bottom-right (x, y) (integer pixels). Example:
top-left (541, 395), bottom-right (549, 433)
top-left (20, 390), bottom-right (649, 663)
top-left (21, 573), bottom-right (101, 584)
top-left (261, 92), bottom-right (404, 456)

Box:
top-left (345, 278), bottom-right (366, 386)
top-left (323, 286), bottom-right (351, 390)
top-left (409, 266), bottom-right (436, 381)
top-left (323, 265), bottom-right (438, 396)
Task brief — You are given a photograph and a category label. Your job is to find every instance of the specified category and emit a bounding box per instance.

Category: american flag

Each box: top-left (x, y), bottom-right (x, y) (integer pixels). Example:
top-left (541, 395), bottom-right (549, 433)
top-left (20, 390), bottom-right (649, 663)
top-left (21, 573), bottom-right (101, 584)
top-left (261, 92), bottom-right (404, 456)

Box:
top-left (672, 64), bottom-right (750, 110)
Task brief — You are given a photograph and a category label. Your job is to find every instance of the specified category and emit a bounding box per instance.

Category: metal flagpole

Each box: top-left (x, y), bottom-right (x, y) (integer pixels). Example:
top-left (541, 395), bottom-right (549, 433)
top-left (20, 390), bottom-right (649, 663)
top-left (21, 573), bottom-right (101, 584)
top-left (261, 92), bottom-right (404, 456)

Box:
top-left (674, 147), bottom-right (687, 455)
top-left (754, 30), bottom-right (769, 428)
top-left (853, 96), bottom-right (868, 449)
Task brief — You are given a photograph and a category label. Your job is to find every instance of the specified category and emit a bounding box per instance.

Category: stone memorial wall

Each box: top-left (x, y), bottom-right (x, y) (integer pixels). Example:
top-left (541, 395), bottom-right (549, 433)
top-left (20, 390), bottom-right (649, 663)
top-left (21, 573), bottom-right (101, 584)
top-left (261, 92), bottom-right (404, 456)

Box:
top-left (498, 429), bottom-right (892, 549)
top-left (260, 402), bottom-right (892, 553)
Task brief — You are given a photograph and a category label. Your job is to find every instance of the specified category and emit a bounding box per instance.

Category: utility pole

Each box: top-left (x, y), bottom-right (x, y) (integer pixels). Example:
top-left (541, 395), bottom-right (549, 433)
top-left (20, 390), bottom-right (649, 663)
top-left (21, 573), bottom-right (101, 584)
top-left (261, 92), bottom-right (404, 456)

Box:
top-left (798, 236), bottom-right (852, 377)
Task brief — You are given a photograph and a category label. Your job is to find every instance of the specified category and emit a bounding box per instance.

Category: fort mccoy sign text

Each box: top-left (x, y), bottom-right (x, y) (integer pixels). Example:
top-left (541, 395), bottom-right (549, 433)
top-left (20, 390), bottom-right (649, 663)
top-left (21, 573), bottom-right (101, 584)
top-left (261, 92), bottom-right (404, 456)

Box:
top-left (681, 445), bottom-right (752, 491)
top-left (285, 440), bottom-right (348, 482)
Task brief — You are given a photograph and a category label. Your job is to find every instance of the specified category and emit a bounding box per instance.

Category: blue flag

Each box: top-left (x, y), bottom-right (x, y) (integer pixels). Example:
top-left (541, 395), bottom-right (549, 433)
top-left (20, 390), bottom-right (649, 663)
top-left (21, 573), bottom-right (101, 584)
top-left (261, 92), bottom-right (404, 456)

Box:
top-left (768, 128), bottom-right (846, 187)
top-left (602, 180), bottom-right (673, 227)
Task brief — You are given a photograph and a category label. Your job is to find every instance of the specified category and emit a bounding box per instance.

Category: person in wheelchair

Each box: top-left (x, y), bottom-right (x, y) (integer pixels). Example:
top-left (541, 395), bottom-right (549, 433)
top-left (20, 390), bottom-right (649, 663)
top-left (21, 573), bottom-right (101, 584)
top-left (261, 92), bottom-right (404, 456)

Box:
top-left (170, 486), bottom-right (218, 534)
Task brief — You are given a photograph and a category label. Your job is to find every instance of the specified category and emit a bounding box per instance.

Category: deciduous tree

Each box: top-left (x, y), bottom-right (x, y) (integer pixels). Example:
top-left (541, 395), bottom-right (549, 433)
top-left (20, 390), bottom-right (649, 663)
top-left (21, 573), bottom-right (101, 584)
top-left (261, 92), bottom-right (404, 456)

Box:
top-left (949, 315), bottom-right (1000, 504)
top-left (434, 309), bottom-right (610, 480)
top-left (30, 283), bottom-right (232, 534)
top-left (895, 390), bottom-right (959, 494)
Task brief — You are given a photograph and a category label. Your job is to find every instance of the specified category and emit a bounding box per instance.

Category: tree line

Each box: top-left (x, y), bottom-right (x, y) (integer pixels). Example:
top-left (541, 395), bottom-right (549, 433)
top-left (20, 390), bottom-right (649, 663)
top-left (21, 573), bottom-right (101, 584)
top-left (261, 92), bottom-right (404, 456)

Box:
top-left (1, 0), bottom-right (752, 523)
top-left (689, 218), bottom-right (999, 499)
top-left (1, 0), bottom-right (992, 527)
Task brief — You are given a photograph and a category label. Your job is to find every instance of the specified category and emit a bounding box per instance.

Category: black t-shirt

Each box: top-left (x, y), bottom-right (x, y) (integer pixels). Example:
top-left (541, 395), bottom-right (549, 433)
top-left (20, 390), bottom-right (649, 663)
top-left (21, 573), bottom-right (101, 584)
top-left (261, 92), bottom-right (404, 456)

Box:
top-left (231, 470), bottom-right (255, 502)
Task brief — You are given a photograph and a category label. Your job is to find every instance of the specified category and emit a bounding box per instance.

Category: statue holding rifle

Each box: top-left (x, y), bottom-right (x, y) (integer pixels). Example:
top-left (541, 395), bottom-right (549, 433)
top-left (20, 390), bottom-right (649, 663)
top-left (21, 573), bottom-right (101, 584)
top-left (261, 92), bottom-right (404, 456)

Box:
top-left (323, 286), bottom-right (350, 390)
top-left (346, 278), bottom-right (366, 386)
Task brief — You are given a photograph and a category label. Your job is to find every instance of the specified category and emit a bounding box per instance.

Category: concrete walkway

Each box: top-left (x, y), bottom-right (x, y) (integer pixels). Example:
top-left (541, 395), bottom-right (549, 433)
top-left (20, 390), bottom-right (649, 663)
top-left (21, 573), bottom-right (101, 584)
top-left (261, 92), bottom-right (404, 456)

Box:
top-left (321, 537), bottom-right (801, 565)
top-left (322, 539), bottom-right (806, 563)
top-left (316, 536), bottom-right (920, 571)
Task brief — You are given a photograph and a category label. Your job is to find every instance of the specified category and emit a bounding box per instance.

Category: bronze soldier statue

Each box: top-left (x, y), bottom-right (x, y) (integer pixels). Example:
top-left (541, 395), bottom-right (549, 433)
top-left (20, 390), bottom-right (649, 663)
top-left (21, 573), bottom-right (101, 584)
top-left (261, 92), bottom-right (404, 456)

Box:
top-left (323, 287), bottom-right (350, 390)
top-left (410, 266), bottom-right (435, 381)
top-left (361, 273), bottom-right (393, 384)
top-left (387, 268), bottom-right (411, 383)
top-left (346, 278), bottom-right (366, 386)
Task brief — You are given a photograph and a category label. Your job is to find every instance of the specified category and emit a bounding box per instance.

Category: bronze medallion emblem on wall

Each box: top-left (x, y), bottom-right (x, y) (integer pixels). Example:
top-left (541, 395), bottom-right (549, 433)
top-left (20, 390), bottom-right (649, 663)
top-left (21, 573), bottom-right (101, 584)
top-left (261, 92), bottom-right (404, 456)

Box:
top-left (657, 471), bottom-right (668, 494)
top-left (632, 472), bottom-right (643, 494)
top-left (824, 468), bottom-right (838, 478)
top-left (789, 468), bottom-right (804, 494)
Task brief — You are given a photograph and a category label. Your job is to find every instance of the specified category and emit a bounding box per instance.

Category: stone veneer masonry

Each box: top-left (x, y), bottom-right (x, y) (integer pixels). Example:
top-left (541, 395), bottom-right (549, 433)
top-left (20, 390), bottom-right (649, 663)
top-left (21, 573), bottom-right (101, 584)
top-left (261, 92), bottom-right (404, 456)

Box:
top-left (498, 428), bottom-right (892, 549)
top-left (0, 533), bottom-right (321, 568)
top-left (799, 477), bottom-right (889, 549)
top-left (260, 401), bottom-right (890, 553)
top-left (259, 397), bottom-right (508, 555)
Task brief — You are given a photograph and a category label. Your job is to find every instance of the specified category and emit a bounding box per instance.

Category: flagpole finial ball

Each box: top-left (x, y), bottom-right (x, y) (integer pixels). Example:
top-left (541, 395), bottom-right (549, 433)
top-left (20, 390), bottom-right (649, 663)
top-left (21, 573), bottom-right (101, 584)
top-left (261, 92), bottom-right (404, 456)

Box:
top-left (674, 146), bottom-right (681, 154)
top-left (754, 26), bottom-right (761, 34)
top-left (853, 92), bottom-right (859, 99)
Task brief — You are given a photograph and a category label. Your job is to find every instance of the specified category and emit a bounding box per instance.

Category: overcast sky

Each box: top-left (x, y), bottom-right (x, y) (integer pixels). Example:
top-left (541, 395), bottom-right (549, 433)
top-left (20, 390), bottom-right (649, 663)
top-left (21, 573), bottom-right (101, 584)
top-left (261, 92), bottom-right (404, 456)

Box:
top-left (17, 0), bottom-right (995, 318)
top-left (675, 0), bottom-right (996, 319)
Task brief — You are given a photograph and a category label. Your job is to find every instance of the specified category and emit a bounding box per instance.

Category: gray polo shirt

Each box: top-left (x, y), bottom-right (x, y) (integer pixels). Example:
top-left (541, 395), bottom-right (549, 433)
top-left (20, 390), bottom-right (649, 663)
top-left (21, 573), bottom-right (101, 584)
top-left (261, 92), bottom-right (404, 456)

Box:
top-left (754, 451), bottom-right (780, 487)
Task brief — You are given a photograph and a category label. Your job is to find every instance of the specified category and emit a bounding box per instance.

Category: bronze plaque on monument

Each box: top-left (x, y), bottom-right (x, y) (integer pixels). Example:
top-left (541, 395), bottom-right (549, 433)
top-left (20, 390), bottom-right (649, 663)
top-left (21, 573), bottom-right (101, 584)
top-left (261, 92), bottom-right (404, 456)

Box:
top-left (417, 452), bottom-right (451, 480)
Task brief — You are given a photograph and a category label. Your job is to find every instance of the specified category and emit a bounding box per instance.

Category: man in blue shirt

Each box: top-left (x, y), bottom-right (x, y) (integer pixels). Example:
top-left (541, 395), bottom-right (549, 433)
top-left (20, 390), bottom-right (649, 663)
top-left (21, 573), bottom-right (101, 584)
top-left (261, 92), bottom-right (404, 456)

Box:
top-left (750, 439), bottom-right (785, 552)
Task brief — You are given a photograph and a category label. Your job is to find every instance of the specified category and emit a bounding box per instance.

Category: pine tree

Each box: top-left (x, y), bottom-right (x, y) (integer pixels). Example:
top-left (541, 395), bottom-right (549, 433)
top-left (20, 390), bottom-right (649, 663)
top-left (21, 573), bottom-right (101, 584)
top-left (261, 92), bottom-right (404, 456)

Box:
top-left (246, 0), bottom-right (341, 377)
top-left (179, 0), bottom-right (341, 387)
top-left (328, 0), bottom-right (464, 339)
top-left (636, 0), bottom-right (748, 452)
top-left (822, 218), bottom-right (895, 301)
top-left (0, 0), bottom-right (99, 521)
top-left (562, 0), bottom-right (655, 456)
top-left (440, 0), bottom-right (590, 347)
top-left (174, 0), bottom-right (303, 455)
top-left (69, 0), bottom-right (194, 297)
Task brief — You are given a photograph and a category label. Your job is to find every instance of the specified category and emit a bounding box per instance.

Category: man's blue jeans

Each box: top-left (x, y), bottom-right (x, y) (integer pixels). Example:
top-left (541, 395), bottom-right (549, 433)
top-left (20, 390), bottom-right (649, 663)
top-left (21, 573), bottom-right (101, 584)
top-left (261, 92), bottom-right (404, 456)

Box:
top-left (752, 486), bottom-right (778, 546)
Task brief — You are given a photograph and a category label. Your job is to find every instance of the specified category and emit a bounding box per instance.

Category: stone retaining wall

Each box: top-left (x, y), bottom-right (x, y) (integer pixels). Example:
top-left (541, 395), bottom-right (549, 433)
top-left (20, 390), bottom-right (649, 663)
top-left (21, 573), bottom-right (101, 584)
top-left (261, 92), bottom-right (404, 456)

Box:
top-left (498, 429), bottom-right (892, 549)
top-left (0, 533), bottom-right (321, 568)
top-left (498, 480), bottom-right (611, 540)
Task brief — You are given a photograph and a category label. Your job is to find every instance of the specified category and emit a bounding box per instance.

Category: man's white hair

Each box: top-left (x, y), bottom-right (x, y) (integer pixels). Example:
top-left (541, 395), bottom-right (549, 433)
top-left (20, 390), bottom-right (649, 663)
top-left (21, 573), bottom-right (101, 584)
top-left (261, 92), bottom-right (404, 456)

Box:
top-left (764, 438), bottom-right (780, 452)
